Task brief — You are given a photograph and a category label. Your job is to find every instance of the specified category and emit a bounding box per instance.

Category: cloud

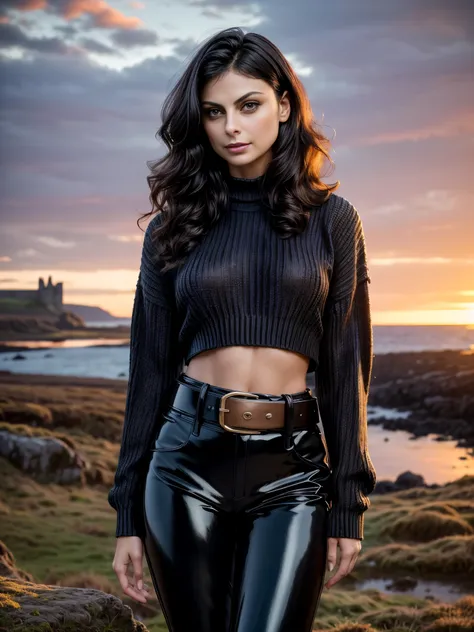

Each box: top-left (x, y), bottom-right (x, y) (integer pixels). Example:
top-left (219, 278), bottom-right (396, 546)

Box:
top-left (56, 0), bottom-right (143, 29)
top-left (363, 109), bottom-right (474, 146)
top-left (35, 236), bottom-right (77, 248)
top-left (371, 190), bottom-right (458, 217)
top-left (111, 27), bottom-right (158, 49)
top-left (77, 35), bottom-right (117, 54)
top-left (0, 21), bottom-right (83, 54)
top-left (16, 249), bottom-right (43, 258)
top-left (1, 0), bottom-right (143, 30)
top-left (55, 23), bottom-right (78, 37)
top-left (108, 235), bottom-right (144, 243)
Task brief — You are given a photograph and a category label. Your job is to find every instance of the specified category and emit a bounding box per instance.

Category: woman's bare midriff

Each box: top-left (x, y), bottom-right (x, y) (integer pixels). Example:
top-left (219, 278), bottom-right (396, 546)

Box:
top-left (184, 346), bottom-right (310, 396)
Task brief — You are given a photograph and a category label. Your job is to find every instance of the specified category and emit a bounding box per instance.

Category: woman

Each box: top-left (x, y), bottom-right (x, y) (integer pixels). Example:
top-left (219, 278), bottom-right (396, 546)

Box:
top-left (108, 26), bottom-right (376, 631)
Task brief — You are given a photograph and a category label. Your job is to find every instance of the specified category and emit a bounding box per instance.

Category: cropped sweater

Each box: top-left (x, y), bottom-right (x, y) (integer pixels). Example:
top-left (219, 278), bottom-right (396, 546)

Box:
top-left (108, 174), bottom-right (377, 540)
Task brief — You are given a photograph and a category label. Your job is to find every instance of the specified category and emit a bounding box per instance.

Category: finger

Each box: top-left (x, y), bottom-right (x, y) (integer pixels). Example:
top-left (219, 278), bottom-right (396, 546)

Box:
top-left (115, 561), bottom-right (148, 603)
top-left (114, 560), bottom-right (131, 594)
top-left (126, 572), bottom-right (149, 602)
top-left (124, 585), bottom-right (148, 603)
top-left (326, 538), bottom-right (338, 572)
top-left (131, 552), bottom-right (144, 592)
top-left (325, 553), bottom-right (353, 589)
top-left (346, 551), bottom-right (359, 577)
top-left (128, 575), bottom-right (151, 597)
top-left (124, 571), bottom-right (148, 602)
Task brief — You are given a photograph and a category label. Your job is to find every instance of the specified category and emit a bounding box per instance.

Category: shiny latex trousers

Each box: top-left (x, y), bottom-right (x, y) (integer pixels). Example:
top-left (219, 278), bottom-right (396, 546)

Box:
top-left (143, 372), bottom-right (332, 632)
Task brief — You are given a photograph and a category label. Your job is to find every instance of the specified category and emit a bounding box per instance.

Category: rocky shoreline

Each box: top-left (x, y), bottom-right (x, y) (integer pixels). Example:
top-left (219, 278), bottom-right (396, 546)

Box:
top-left (307, 348), bottom-right (474, 449)
top-left (369, 349), bottom-right (474, 448)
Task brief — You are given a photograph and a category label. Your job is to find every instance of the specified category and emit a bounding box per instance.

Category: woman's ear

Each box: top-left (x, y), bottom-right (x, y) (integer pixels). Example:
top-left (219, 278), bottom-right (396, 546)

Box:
top-left (279, 90), bottom-right (291, 122)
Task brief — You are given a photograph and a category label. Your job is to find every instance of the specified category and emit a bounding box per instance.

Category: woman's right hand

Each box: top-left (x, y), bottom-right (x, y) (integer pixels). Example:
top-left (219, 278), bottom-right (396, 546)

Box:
top-left (112, 536), bottom-right (151, 603)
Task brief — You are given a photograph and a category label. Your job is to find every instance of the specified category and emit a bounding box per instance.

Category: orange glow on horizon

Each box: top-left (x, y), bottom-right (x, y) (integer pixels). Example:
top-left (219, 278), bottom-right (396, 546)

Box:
top-left (95, 303), bottom-right (474, 326)
top-left (372, 309), bottom-right (474, 326)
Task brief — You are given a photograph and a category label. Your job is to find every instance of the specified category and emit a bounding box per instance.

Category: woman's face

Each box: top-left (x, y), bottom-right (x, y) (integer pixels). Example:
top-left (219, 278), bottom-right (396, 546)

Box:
top-left (200, 70), bottom-right (290, 179)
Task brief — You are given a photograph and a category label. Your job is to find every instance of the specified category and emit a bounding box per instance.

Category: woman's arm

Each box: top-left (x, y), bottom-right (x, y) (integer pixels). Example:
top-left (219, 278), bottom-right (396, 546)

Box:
top-left (108, 215), bottom-right (183, 538)
top-left (316, 200), bottom-right (376, 540)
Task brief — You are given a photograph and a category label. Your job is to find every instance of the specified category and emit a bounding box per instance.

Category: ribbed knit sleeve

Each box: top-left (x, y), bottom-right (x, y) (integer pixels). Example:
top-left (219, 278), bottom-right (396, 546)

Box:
top-left (316, 201), bottom-right (376, 540)
top-left (108, 214), bottom-right (183, 538)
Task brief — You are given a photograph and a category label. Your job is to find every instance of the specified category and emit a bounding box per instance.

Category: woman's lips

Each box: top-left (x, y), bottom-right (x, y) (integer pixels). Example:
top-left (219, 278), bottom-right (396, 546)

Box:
top-left (226, 143), bottom-right (250, 153)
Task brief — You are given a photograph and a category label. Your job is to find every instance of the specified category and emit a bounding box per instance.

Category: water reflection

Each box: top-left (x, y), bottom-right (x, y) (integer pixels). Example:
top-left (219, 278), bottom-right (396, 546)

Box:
top-left (366, 407), bottom-right (474, 484)
top-left (354, 577), bottom-right (474, 603)
top-left (2, 339), bottom-right (127, 349)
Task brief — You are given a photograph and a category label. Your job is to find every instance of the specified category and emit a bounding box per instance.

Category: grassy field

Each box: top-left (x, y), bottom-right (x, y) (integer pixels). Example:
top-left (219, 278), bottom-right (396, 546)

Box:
top-left (1, 374), bottom-right (473, 631)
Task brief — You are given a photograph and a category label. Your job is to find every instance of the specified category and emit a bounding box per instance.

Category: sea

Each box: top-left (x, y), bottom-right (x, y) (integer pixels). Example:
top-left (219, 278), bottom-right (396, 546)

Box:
top-left (2, 323), bottom-right (473, 485)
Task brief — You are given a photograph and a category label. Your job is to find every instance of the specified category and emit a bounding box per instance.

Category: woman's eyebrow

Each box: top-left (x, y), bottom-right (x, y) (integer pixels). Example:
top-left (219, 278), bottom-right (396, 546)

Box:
top-left (201, 91), bottom-right (264, 107)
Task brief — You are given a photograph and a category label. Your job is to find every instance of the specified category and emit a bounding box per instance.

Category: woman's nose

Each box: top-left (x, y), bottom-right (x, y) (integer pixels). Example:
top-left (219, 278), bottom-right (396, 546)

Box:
top-left (224, 115), bottom-right (240, 135)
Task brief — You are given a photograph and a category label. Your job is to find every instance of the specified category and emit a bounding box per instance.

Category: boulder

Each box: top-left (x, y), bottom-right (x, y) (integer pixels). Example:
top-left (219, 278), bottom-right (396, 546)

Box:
top-left (56, 311), bottom-right (86, 329)
top-left (373, 480), bottom-right (399, 494)
top-left (0, 541), bottom-right (149, 631)
top-left (373, 471), bottom-right (427, 495)
top-left (0, 429), bottom-right (86, 484)
top-left (0, 575), bottom-right (148, 631)
top-left (395, 471), bottom-right (426, 489)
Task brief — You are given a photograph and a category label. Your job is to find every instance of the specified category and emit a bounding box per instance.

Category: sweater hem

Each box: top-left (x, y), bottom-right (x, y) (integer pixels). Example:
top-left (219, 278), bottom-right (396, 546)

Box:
top-left (185, 316), bottom-right (320, 375)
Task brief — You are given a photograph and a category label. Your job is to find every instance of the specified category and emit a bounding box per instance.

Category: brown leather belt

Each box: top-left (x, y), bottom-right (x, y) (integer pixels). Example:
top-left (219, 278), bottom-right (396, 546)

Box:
top-left (171, 380), bottom-right (319, 435)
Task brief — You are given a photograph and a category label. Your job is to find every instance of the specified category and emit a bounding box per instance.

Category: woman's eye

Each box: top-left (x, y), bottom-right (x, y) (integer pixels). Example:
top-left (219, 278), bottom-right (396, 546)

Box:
top-left (205, 102), bottom-right (259, 118)
top-left (243, 101), bottom-right (259, 112)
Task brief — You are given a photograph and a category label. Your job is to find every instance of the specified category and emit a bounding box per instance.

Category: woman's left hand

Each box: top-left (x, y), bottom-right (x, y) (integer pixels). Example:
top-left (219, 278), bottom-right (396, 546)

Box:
top-left (324, 537), bottom-right (362, 589)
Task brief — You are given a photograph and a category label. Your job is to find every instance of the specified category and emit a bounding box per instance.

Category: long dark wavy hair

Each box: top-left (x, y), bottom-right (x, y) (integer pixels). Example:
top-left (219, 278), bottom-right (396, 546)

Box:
top-left (140, 27), bottom-right (340, 273)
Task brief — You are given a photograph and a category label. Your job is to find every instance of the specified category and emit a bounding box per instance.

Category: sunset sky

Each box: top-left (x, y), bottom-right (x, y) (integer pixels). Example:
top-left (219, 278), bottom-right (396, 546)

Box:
top-left (1, 1), bottom-right (473, 324)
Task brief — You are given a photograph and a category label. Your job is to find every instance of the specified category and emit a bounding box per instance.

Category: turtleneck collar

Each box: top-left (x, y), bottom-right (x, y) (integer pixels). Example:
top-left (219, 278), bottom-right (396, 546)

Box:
top-left (226, 173), bottom-right (269, 211)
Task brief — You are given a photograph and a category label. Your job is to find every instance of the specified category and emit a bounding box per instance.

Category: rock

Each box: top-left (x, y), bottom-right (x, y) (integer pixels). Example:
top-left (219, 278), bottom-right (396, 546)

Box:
top-left (367, 350), bottom-right (474, 447)
top-left (386, 576), bottom-right (418, 591)
top-left (56, 311), bottom-right (86, 329)
top-left (0, 317), bottom-right (59, 335)
top-left (395, 471), bottom-right (426, 489)
top-left (373, 471), bottom-right (427, 495)
top-left (0, 575), bottom-right (149, 631)
top-left (0, 430), bottom-right (86, 484)
top-left (373, 480), bottom-right (399, 494)
top-left (0, 540), bottom-right (149, 630)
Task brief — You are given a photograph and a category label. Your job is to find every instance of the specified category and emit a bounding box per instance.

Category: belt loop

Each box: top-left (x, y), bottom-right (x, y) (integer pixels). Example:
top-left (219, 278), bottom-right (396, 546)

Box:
top-left (281, 393), bottom-right (295, 451)
top-left (192, 382), bottom-right (210, 436)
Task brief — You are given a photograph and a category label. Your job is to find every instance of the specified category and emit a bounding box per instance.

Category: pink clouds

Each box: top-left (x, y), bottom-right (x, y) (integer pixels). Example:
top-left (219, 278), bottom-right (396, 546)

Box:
top-left (62, 0), bottom-right (142, 29)
top-left (14, 0), bottom-right (142, 29)
top-left (363, 109), bottom-right (474, 146)
top-left (15, 0), bottom-right (47, 10)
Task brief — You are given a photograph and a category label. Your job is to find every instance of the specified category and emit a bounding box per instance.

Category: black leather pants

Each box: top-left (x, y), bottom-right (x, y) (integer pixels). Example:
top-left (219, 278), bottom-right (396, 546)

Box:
top-left (143, 373), bottom-right (332, 632)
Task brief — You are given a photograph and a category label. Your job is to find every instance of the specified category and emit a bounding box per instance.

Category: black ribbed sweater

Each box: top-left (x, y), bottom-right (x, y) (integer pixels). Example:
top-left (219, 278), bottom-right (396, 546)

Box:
top-left (108, 174), bottom-right (376, 540)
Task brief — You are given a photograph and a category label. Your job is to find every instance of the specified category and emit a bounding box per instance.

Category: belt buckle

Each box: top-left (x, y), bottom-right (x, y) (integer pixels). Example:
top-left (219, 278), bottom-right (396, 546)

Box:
top-left (219, 391), bottom-right (261, 434)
